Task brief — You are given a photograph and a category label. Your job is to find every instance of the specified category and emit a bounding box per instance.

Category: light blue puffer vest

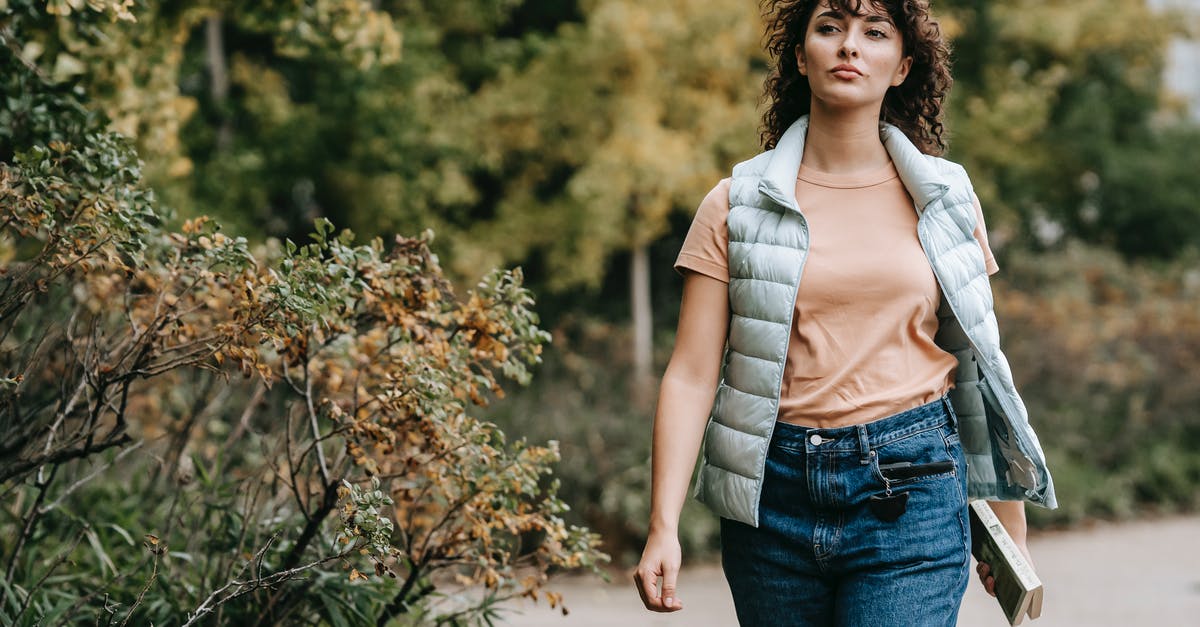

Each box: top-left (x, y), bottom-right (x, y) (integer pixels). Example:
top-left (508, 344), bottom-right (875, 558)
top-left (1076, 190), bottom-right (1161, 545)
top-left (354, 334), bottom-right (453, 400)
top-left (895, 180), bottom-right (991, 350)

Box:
top-left (693, 114), bottom-right (1057, 527)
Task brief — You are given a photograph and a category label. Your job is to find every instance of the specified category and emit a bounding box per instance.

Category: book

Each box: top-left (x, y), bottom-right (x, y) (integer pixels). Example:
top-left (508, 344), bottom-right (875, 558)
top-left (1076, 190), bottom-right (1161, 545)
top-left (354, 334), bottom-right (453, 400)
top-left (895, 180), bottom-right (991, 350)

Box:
top-left (968, 500), bottom-right (1044, 625)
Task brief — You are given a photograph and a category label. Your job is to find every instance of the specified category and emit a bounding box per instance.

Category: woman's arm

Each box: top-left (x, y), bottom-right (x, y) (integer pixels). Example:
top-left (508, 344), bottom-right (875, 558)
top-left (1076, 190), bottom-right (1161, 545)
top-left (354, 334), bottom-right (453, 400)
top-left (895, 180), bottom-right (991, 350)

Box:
top-left (634, 270), bottom-right (729, 613)
top-left (976, 500), bottom-right (1035, 597)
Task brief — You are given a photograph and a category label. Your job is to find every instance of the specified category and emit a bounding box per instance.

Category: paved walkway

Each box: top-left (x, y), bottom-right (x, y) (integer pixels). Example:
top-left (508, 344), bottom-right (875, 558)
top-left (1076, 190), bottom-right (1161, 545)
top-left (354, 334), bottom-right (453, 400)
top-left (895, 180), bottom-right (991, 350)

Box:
top-left (500, 514), bottom-right (1200, 626)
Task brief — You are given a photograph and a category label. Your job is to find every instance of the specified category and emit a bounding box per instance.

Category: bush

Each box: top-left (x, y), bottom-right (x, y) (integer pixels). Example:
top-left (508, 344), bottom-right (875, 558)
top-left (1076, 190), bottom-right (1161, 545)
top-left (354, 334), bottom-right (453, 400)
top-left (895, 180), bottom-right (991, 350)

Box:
top-left (994, 241), bottom-right (1200, 526)
top-left (488, 318), bottom-right (720, 567)
top-left (0, 32), bottom-right (605, 626)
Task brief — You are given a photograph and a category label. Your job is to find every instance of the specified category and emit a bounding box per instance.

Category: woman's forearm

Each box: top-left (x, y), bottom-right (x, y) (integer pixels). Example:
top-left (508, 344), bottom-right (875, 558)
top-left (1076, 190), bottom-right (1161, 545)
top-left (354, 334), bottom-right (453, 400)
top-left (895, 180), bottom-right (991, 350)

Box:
top-left (985, 499), bottom-right (1028, 543)
top-left (648, 370), bottom-right (719, 535)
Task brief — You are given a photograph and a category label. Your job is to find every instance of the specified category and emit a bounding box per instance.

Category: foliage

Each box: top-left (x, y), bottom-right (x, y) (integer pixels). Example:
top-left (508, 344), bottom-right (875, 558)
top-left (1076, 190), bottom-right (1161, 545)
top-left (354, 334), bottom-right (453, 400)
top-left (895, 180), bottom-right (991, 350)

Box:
top-left (0, 3), bottom-right (605, 624)
top-left (447, 0), bottom-right (763, 290)
top-left (993, 242), bottom-right (1200, 526)
top-left (488, 317), bottom-right (720, 565)
top-left (940, 0), bottom-right (1200, 258)
top-left (13, 0), bottom-right (1199, 287)
top-left (5, 0), bottom-right (765, 294)
top-left (1, 0), bottom-right (404, 234)
top-left (5, 0), bottom-right (1200, 589)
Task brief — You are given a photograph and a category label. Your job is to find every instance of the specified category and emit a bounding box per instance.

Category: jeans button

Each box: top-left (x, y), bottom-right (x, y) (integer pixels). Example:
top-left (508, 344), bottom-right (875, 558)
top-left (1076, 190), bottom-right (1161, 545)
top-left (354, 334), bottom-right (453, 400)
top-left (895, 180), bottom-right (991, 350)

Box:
top-left (809, 434), bottom-right (823, 446)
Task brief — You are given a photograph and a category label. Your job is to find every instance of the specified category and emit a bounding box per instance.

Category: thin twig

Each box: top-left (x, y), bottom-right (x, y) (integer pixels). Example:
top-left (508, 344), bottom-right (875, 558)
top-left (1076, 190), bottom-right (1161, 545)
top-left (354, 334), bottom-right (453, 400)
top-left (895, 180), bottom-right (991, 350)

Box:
top-left (1, 463), bottom-right (60, 606)
top-left (117, 543), bottom-right (161, 627)
top-left (293, 422), bottom-right (354, 472)
top-left (41, 440), bottom-right (144, 513)
top-left (40, 378), bottom-right (90, 475)
top-left (252, 477), bottom-right (342, 627)
top-left (154, 374), bottom-right (220, 487)
top-left (12, 525), bottom-right (88, 623)
top-left (222, 382), bottom-right (266, 449)
top-left (302, 333), bottom-right (330, 485)
top-left (182, 542), bottom-right (353, 627)
top-left (416, 457), bottom-right (524, 563)
top-left (50, 564), bottom-right (139, 627)
top-left (376, 556), bottom-right (427, 625)
top-left (283, 404), bottom-right (308, 517)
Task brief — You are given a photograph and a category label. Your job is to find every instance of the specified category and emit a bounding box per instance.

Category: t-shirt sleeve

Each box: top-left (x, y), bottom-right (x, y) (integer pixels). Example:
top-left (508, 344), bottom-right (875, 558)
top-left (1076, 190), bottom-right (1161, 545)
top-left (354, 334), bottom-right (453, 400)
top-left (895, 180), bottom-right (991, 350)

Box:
top-left (674, 178), bottom-right (732, 283)
top-left (970, 192), bottom-right (1000, 276)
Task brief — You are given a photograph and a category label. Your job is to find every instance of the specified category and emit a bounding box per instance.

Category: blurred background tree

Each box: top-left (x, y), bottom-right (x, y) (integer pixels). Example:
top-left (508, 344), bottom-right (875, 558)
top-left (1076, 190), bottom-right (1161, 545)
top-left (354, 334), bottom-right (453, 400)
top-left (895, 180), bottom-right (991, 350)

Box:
top-left (3, 0), bottom-right (1199, 582)
top-left (938, 0), bottom-right (1200, 258)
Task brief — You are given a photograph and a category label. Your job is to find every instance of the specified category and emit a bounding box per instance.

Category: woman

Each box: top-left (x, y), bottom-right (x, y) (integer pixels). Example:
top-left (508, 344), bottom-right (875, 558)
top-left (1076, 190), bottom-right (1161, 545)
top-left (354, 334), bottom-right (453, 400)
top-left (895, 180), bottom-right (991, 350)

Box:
top-left (633, 1), bottom-right (1056, 624)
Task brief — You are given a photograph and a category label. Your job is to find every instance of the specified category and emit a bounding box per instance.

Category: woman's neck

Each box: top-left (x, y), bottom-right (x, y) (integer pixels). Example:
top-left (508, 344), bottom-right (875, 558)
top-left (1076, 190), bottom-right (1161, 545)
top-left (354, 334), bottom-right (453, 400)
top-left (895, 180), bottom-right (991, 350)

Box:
top-left (800, 103), bottom-right (890, 175)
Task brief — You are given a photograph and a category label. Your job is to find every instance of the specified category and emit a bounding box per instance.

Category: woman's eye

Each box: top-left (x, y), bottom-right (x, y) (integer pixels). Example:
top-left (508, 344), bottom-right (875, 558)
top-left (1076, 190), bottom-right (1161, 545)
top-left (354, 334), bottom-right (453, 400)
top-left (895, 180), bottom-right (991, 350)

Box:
top-left (816, 24), bottom-right (838, 34)
top-left (867, 28), bottom-right (888, 38)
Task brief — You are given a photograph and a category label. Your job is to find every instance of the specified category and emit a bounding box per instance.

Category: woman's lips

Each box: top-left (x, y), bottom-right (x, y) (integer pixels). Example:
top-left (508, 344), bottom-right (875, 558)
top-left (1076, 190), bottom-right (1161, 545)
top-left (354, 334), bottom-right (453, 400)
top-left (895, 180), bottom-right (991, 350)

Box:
top-left (830, 65), bottom-right (862, 80)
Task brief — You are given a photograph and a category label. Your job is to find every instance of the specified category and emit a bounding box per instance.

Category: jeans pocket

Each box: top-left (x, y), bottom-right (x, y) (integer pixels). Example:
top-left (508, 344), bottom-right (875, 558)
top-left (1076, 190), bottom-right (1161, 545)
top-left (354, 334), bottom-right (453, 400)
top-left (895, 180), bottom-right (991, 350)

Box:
top-left (876, 460), bottom-right (955, 481)
top-left (870, 428), bottom-right (958, 487)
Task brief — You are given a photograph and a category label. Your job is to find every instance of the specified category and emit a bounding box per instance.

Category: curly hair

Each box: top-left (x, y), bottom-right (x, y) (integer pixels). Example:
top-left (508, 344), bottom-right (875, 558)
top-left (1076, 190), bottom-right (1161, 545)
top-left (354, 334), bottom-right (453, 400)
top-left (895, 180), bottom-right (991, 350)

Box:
top-left (759, 0), bottom-right (952, 155)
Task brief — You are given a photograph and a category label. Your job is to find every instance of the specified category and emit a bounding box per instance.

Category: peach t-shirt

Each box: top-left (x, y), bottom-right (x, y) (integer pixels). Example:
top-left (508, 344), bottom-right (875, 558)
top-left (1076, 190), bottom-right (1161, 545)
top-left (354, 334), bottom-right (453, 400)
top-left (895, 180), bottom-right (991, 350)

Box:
top-left (674, 160), bottom-right (1000, 428)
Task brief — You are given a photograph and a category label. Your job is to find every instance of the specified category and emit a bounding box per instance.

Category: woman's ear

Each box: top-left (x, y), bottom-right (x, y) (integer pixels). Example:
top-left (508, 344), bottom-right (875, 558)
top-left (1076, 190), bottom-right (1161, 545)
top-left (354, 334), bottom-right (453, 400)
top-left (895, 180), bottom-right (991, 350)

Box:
top-left (891, 55), bottom-right (913, 86)
top-left (796, 45), bottom-right (807, 76)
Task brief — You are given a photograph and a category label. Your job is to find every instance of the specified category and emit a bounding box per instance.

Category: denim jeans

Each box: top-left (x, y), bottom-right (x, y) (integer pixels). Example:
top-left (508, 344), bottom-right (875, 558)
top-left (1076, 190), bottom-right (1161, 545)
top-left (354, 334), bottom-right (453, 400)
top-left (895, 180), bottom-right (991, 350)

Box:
top-left (720, 395), bottom-right (970, 626)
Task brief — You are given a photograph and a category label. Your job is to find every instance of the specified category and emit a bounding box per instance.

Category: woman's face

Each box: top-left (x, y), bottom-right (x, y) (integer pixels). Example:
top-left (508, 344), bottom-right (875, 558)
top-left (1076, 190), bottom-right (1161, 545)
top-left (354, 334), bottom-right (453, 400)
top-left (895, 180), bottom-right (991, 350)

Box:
top-left (796, 1), bottom-right (912, 111)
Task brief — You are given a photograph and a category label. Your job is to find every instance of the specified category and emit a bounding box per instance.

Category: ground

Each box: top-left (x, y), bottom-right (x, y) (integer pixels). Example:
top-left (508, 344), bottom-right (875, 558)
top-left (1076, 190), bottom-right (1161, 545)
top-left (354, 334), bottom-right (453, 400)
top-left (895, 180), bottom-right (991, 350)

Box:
top-left (501, 513), bottom-right (1200, 626)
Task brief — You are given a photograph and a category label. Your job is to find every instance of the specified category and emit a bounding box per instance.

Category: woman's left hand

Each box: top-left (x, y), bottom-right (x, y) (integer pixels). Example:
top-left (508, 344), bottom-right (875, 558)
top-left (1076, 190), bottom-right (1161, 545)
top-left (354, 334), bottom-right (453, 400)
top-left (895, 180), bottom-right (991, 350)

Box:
top-left (975, 540), bottom-right (1034, 597)
top-left (975, 500), bottom-right (1033, 596)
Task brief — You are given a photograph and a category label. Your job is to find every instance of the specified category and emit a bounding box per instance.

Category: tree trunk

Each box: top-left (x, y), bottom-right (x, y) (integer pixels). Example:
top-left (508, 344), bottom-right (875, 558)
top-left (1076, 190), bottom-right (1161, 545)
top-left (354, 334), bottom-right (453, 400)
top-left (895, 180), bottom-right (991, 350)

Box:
top-left (205, 14), bottom-right (233, 152)
top-left (630, 243), bottom-right (654, 408)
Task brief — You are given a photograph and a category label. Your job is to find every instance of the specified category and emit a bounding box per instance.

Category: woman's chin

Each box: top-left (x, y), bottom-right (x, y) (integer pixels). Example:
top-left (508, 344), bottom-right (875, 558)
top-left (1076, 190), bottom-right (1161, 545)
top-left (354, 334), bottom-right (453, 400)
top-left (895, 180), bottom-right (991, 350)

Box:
top-left (810, 91), bottom-right (885, 113)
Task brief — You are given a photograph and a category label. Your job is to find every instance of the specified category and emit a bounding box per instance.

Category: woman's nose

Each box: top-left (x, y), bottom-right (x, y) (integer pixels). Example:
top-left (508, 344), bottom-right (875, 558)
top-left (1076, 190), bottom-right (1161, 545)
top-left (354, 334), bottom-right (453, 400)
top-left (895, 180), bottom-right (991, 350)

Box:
top-left (839, 32), bottom-right (860, 58)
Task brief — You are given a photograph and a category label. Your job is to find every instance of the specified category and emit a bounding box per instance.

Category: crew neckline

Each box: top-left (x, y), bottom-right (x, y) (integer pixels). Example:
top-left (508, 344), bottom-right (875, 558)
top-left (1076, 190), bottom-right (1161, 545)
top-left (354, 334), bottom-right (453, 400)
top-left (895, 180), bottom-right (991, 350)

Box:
top-left (797, 159), bottom-right (899, 189)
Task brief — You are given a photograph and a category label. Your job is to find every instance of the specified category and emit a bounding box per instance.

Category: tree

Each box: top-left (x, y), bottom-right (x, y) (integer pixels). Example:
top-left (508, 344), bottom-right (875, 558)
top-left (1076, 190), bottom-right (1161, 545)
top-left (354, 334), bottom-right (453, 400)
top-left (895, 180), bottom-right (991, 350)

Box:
top-left (939, 0), bottom-right (1200, 258)
top-left (453, 0), bottom-right (764, 398)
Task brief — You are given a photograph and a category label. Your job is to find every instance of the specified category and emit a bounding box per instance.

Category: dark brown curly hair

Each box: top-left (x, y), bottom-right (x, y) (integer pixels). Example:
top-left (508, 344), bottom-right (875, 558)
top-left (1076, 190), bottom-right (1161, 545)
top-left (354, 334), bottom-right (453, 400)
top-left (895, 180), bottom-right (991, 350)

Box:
top-left (759, 0), bottom-right (952, 155)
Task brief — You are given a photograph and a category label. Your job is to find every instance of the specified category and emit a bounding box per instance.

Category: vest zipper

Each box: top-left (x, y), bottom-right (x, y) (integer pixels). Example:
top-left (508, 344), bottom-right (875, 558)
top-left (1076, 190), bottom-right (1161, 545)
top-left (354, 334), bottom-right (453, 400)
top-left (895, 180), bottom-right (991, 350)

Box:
top-left (752, 206), bottom-right (810, 526)
top-left (915, 206), bottom-right (1049, 500)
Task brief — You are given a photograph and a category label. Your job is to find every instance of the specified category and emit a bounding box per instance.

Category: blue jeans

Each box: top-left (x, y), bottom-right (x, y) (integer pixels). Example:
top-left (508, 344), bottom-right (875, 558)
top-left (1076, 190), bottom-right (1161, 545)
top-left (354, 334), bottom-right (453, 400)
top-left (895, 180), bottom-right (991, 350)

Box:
top-left (720, 395), bottom-right (970, 626)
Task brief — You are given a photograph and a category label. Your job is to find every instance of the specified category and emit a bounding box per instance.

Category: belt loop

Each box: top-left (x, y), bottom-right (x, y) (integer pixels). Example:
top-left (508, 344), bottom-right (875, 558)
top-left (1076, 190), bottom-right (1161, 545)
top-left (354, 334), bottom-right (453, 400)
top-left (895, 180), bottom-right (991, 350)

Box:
top-left (941, 393), bottom-right (958, 431)
top-left (857, 424), bottom-right (871, 464)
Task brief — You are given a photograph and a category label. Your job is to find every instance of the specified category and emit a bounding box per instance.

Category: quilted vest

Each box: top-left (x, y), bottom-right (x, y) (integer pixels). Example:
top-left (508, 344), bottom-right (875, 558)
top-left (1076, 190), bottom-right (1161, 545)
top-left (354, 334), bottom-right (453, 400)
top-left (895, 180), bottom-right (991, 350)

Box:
top-left (693, 114), bottom-right (1057, 527)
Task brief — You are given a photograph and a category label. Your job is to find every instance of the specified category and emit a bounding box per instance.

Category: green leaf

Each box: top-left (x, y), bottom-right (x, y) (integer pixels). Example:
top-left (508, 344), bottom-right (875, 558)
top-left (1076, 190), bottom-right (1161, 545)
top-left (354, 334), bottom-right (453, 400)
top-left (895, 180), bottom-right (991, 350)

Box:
top-left (105, 522), bottom-right (136, 547)
top-left (84, 527), bottom-right (117, 577)
top-left (319, 591), bottom-right (351, 627)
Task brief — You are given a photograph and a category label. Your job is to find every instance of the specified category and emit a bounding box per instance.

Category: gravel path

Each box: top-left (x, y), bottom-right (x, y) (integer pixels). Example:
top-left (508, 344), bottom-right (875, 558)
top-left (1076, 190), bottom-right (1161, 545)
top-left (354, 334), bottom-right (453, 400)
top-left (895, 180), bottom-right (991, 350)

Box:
top-left (499, 514), bottom-right (1200, 626)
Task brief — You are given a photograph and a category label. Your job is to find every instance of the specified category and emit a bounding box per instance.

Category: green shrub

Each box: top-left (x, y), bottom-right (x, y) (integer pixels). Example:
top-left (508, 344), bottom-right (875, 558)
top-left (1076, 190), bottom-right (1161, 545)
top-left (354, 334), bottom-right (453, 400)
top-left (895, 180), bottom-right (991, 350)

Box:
top-left (0, 12), bottom-right (605, 624)
top-left (488, 318), bottom-right (719, 566)
top-left (997, 242), bottom-right (1200, 527)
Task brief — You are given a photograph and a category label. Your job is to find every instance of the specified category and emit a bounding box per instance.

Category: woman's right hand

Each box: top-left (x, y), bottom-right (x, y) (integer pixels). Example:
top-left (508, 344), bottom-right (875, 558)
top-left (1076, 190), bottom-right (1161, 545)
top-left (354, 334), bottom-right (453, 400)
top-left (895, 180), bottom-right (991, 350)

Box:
top-left (633, 529), bottom-right (684, 612)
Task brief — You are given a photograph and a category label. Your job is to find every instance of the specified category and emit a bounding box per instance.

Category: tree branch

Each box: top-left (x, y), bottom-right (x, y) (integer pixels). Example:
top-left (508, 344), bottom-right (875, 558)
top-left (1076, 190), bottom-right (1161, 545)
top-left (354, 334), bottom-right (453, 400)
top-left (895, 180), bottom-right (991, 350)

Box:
top-left (41, 440), bottom-right (144, 513)
top-left (303, 333), bottom-right (330, 485)
top-left (376, 557), bottom-right (431, 626)
top-left (0, 432), bottom-right (132, 484)
top-left (182, 536), bottom-right (354, 627)
top-left (118, 542), bottom-right (162, 627)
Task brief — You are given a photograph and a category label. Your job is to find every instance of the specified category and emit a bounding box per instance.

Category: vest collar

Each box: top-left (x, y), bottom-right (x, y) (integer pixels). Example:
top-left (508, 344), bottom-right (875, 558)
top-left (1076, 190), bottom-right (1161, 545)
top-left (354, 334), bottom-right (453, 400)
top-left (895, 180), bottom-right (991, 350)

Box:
top-left (758, 114), bottom-right (951, 214)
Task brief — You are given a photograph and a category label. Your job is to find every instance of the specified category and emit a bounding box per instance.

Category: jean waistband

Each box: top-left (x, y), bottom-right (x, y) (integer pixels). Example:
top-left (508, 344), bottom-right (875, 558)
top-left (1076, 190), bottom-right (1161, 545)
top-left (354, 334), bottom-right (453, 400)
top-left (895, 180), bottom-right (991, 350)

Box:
top-left (770, 394), bottom-right (957, 457)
